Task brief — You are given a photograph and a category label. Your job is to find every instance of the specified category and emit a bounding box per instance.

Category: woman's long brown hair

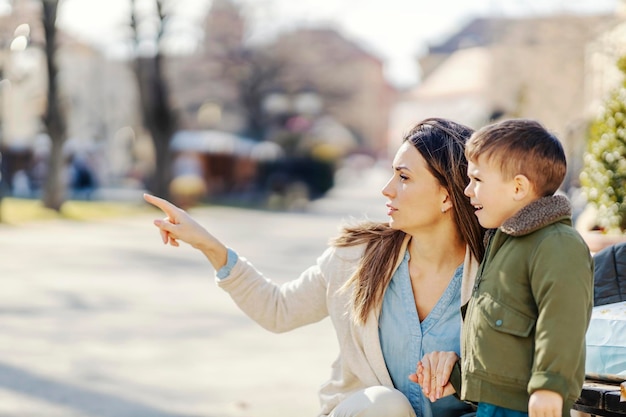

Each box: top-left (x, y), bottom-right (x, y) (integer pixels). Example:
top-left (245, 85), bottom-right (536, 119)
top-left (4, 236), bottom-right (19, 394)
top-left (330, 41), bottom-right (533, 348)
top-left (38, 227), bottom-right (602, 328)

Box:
top-left (332, 118), bottom-right (485, 324)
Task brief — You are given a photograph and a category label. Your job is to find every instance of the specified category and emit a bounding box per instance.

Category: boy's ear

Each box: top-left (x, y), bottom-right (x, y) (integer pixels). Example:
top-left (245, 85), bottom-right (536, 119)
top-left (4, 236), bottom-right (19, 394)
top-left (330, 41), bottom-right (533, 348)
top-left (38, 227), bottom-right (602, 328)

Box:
top-left (512, 174), bottom-right (532, 200)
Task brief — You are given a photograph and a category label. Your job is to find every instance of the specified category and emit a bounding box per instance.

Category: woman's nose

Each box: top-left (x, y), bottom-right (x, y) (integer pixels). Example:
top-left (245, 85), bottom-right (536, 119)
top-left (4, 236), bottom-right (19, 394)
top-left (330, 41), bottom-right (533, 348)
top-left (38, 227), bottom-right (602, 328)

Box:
top-left (382, 178), bottom-right (394, 197)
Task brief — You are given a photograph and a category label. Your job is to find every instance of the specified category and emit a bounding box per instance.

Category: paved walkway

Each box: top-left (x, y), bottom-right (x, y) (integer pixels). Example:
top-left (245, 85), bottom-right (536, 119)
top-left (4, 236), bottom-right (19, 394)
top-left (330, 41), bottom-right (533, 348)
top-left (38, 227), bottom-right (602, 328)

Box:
top-left (0, 165), bottom-right (389, 417)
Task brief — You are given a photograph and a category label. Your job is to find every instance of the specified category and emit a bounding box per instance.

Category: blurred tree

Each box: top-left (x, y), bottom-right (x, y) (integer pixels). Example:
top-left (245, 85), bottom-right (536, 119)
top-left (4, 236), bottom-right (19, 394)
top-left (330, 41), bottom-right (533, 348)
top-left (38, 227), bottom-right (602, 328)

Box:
top-left (41, 0), bottom-right (67, 211)
top-left (130, 0), bottom-right (177, 199)
top-left (170, 0), bottom-right (285, 141)
top-left (237, 49), bottom-right (286, 140)
top-left (0, 150), bottom-right (3, 223)
top-left (0, 63), bottom-right (3, 222)
top-left (580, 56), bottom-right (626, 233)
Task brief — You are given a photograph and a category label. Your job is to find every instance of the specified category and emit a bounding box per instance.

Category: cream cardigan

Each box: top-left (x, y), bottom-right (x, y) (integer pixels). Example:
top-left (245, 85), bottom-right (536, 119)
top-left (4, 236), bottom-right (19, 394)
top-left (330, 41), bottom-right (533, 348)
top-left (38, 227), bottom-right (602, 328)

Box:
top-left (216, 236), bottom-right (478, 416)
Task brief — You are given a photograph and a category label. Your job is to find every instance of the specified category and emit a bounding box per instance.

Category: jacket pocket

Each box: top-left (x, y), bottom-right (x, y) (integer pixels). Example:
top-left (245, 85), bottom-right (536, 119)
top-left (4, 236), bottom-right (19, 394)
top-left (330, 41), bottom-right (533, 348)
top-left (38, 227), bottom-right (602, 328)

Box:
top-left (466, 293), bottom-right (536, 384)
top-left (477, 293), bottom-right (535, 337)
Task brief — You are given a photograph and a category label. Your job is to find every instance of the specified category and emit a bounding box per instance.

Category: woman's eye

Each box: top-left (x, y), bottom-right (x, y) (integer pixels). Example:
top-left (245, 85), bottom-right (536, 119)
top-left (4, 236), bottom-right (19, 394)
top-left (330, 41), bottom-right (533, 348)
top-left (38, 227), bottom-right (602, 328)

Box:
top-left (399, 174), bottom-right (409, 181)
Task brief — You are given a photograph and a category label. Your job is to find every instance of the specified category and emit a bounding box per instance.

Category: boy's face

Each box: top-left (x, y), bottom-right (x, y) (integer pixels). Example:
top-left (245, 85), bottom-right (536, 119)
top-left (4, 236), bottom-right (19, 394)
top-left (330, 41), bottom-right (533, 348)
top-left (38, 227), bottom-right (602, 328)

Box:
top-left (464, 155), bottom-right (524, 229)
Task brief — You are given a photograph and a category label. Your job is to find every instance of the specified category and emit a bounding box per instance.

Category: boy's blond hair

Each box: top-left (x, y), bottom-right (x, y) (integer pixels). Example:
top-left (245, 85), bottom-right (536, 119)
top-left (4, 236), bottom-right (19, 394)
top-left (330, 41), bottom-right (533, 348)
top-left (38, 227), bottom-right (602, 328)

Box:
top-left (465, 119), bottom-right (566, 196)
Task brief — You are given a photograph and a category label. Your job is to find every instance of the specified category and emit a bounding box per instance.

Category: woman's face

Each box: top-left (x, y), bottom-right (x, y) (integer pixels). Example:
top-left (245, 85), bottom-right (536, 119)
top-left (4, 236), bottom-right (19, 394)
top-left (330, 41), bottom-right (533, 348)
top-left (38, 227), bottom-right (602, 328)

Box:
top-left (382, 141), bottom-right (450, 234)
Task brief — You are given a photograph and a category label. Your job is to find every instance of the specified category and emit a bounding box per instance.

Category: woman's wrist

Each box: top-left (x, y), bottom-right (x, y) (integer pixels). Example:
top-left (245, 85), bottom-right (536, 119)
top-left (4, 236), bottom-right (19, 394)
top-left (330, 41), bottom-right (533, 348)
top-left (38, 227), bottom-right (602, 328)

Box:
top-left (196, 240), bottom-right (228, 270)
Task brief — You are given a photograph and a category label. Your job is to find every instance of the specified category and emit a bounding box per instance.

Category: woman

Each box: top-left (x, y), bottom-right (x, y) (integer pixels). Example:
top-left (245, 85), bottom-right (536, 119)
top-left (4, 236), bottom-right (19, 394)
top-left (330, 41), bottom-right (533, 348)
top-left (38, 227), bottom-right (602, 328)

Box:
top-left (144, 117), bottom-right (485, 417)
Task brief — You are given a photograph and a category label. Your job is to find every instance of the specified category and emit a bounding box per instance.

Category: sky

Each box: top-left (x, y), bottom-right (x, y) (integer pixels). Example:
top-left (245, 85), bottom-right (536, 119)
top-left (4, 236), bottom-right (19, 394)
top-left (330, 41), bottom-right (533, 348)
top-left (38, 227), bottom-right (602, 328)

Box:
top-left (2, 0), bottom-right (622, 87)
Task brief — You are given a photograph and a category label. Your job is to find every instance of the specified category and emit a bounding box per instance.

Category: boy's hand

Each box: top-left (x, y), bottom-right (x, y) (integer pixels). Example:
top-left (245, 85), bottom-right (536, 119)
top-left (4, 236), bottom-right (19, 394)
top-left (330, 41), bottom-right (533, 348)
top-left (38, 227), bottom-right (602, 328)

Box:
top-left (528, 390), bottom-right (562, 417)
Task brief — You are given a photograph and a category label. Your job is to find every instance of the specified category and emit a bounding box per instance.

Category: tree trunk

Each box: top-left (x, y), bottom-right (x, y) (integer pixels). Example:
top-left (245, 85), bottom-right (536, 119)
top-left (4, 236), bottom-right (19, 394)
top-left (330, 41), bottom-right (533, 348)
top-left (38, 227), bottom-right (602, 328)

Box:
top-left (41, 0), bottom-right (67, 211)
top-left (131, 0), bottom-right (176, 200)
top-left (134, 55), bottom-right (175, 199)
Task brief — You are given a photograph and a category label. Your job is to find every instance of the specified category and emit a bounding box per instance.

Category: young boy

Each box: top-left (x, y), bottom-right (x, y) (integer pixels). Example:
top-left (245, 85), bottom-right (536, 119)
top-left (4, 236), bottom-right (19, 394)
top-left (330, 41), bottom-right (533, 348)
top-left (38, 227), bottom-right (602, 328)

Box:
top-left (414, 119), bottom-right (594, 417)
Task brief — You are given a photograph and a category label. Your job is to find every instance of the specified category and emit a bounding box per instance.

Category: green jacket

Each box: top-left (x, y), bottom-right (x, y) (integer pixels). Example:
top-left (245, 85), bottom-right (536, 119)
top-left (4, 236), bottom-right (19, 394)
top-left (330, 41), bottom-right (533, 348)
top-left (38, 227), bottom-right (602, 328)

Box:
top-left (457, 195), bottom-right (593, 416)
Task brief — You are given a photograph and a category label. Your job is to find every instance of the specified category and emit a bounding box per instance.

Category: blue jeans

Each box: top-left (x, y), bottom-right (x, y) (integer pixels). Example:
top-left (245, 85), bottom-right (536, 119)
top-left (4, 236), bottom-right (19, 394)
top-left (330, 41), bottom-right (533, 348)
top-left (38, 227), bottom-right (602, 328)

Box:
top-left (476, 403), bottom-right (528, 417)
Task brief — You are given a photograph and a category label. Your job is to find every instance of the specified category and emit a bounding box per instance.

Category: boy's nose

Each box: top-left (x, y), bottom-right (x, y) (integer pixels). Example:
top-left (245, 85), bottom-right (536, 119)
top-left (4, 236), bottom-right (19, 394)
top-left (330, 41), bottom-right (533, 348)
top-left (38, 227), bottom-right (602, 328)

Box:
top-left (464, 183), bottom-right (472, 197)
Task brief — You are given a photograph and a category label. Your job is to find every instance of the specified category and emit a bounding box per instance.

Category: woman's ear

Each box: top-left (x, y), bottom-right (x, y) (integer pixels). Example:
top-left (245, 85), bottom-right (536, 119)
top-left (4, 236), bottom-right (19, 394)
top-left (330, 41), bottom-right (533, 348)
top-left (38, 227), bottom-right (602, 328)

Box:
top-left (441, 193), bottom-right (453, 213)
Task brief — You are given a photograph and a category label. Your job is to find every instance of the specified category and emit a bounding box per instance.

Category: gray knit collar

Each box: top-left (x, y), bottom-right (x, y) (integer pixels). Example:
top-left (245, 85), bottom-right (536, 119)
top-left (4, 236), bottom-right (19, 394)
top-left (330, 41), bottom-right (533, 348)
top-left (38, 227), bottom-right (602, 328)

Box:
top-left (498, 194), bottom-right (572, 237)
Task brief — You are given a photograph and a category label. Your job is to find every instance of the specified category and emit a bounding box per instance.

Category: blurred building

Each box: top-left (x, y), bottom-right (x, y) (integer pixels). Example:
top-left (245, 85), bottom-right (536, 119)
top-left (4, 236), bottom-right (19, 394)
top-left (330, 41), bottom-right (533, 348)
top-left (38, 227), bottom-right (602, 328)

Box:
top-left (167, 0), bottom-right (394, 158)
top-left (389, 46), bottom-right (492, 155)
top-left (1, 0), bottom-right (396, 202)
top-left (165, 0), bottom-right (247, 134)
top-left (156, 0), bottom-right (397, 205)
top-left (0, 0), bottom-right (46, 151)
top-left (393, 12), bottom-right (623, 191)
top-left (585, 5), bottom-right (626, 117)
top-left (0, 0), bottom-right (142, 194)
top-left (4, 0), bottom-right (626, 202)
top-left (267, 28), bottom-right (395, 157)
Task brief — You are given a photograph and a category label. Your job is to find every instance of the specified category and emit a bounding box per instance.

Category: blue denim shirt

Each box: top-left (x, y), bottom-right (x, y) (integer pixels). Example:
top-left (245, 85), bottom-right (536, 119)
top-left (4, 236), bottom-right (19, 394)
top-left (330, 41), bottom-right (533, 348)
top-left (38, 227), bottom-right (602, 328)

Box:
top-left (379, 250), bottom-right (474, 417)
top-left (217, 248), bottom-right (238, 279)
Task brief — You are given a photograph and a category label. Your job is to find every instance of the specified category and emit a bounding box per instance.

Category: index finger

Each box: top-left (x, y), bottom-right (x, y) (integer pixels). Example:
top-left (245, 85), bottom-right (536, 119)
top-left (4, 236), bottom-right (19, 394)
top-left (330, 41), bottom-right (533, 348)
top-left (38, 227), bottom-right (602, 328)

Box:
top-left (144, 193), bottom-right (180, 217)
